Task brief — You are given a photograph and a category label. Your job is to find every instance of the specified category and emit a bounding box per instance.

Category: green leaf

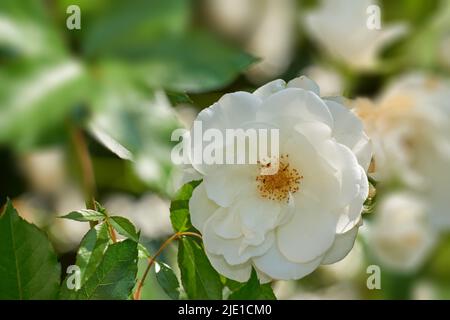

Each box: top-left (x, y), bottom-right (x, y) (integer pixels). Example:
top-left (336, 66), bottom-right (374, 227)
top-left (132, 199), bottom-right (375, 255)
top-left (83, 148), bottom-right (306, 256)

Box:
top-left (0, 60), bottom-right (90, 150)
top-left (60, 209), bottom-right (106, 222)
top-left (59, 222), bottom-right (111, 299)
top-left (0, 200), bottom-right (61, 299)
top-left (224, 277), bottom-right (245, 292)
top-left (0, 0), bottom-right (67, 59)
top-left (129, 32), bottom-right (256, 93)
top-left (75, 239), bottom-right (138, 300)
top-left (109, 216), bottom-right (139, 242)
top-left (137, 243), bottom-right (151, 259)
top-left (79, 0), bottom-right (189, 58)
top-left (178, 237), bottom-right (223, 299)
top-left (166, 91), bottom-right (193, 105)
top-left (400, 1), bottom-right (450, 69)
top-left (155, 262), bottom-right (180, 300)
top-left (88, 66), bottom-right (182, 195)
top-left (170, 180), bottom-right (201, 232)
top-left (75, 223), bottom-right (111, 284)
top-left (228, 269), bottom-right (276, 300)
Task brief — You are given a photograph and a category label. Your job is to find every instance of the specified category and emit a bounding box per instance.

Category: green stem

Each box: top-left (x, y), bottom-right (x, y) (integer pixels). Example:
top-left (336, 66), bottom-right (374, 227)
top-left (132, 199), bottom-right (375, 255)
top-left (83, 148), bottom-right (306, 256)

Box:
top-left (133, 232), bottom-right (202, 300)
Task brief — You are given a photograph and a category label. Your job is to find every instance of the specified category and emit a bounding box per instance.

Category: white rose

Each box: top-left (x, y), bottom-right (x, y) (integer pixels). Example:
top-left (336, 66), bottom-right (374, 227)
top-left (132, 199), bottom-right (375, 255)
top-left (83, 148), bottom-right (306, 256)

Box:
top-left (304, 0), bottom-right (407, 70)
top-left (368, 192), bottom-right (437, 272)
top-left (188, 76), bottom-right (372, 282)
top-left (355, 73), bottom-right (450, 230)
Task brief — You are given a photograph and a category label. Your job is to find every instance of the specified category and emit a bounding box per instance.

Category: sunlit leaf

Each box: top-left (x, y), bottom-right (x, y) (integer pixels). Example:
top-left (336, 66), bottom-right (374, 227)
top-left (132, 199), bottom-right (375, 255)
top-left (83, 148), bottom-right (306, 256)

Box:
top-left (88, 67), bottom-right (182, 194)
top-left (0, 60), bottom-right (90, 150)
top-left (60, 209), bottom-right (106, 222)
top-left (0, 200), bottom-right (61, 299)
top-left (109, 216), bottom-right (139, 242)
top-left (59, 222), bottom-right (111, 299)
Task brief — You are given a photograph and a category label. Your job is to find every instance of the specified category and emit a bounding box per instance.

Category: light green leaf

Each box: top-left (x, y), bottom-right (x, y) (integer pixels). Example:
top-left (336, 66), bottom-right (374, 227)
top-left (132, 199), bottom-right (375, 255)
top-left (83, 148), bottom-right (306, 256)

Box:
top-left (109, 216), bottom-right (139, 242)
top-left (178, 237), bottom-right (223, 299)
top-left (155, 262), bottom-right (180, 300)
top-left (76, 223), bottom-right (111, 283)
top-left (59, 222), bottom-right (111, 299)
top-left (0, 60), bottom-right (90, 150)
top-left (401, 1), bottom-right (450, 69)
top-left (228, 269), bottom-right (276, 300)
top-left (0, 0), bottom-right (67, 59)
top-left (0, 200), bottom-right (61, 299)
top-left (75, 239), bottom-right (138, 300)
top-left (138, 243), bottom-right (151, 259)
top-left (88, 67), bottom-right (182, 194)
top-left (170, 180), bottom-right (201, 232)
top-left (60, 209), bottom-right (106, 222)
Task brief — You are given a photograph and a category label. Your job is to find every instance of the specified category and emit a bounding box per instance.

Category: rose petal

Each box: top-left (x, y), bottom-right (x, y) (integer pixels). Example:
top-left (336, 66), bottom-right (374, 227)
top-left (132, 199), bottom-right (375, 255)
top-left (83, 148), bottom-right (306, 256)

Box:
top-left (204, 251), bottom-right (252, 282)
top-left (287, 76), bottom-right (320, 96)
top-left (253, 79), bottom-right (287, 100)
top-left (189, 182), bottom-right (219, 232)
top-left (277, 194), bottom-right (336, 263)
top-left (253, 242), bottom-right (323, 280)
top-left (322, 223), bottom-right (360, 264)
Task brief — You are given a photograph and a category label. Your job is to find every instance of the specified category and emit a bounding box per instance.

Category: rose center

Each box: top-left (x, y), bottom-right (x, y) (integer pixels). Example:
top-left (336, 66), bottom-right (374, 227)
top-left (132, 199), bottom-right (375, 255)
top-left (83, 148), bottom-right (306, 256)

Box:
top-left (256, 154), bottom-right (303, 202)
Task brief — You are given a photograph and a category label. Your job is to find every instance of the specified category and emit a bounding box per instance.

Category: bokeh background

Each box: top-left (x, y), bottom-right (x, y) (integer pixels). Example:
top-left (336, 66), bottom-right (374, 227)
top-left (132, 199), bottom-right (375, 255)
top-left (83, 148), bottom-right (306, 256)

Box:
top-left (1, 0), bottom-right (450, 299)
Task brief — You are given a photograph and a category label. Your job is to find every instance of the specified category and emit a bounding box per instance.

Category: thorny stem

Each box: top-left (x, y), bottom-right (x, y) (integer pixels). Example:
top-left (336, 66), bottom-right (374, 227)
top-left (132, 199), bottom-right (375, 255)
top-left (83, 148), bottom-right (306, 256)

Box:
top-left (133, 232), bottom-right (202, 300)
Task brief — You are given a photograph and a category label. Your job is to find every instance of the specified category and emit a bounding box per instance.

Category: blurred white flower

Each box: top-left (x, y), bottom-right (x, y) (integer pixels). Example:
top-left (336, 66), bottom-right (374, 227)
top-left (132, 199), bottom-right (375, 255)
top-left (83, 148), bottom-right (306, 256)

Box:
top-left (188, 76), bottom-right (371, 282)
top-left (287, 282), bottom-right (360, 300)
top-left (304, 0), bottom-right (407, 70)
top-left (355, 73), bottom-right (450, 230)
top-left (103, 193), bottom-right (172, 239)
top-left (205, 0), bottom-right (297, 82)
top-left (412, 280), bottom-right (438, 300)
top-left (368, 192), bottom-right (437, 272)
top-left (19, 148), bottom-right (66, 194)
top-left (303, 66), bottom-right (344, 97)
top-left (51, 185), bottom-right (90, 252)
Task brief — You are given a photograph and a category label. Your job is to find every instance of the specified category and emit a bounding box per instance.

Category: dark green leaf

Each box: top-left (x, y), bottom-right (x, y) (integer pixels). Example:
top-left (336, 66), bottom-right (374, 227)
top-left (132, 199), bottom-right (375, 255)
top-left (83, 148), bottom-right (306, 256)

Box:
top-left (75, 239), bottom-right (138, 300)
top-left (109, 216), bottom-right (139, 242)
top-left (178, 237), bottom-right (223, 299)
top-left (0, 200), bottom-right (61, 299)
top-left (129, 32), bottom-right (256, 93)
top-left (170, 180), bottom-right (201, 232)
top-left (155, 262), bottom-right (180, 300)
top-left (224, 277), bottom-right (245, 291)
top-left (166, 91), bottom-right (193, 105)
top-left (60, 209), bottom-right (105, 222)
top-left (228, 269), bottom-right (276, 300)
top-left (79, 0), bottom-right (189, 58)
